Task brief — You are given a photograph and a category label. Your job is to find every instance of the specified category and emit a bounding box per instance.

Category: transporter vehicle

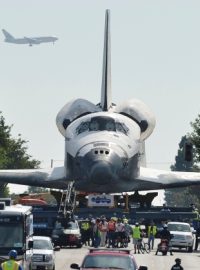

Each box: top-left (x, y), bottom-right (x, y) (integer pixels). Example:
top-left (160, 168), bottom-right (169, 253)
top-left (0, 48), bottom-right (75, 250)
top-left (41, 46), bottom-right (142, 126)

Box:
top-left (167, 221), bottom-right (195, 252)
top-left (0, 200), bottom-right (33, 268)
top-left (70, 249), bottom-right (148, 270)
top-left (26, 236), bottom-right (60, 270)
top-left (51, 220), bottom-right (82, 248)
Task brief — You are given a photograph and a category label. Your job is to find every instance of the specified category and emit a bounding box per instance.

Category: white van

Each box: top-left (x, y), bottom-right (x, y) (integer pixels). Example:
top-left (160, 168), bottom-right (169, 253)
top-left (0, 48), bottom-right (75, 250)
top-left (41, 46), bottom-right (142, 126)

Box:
top-left (167, 221), bottom-right (195, 252)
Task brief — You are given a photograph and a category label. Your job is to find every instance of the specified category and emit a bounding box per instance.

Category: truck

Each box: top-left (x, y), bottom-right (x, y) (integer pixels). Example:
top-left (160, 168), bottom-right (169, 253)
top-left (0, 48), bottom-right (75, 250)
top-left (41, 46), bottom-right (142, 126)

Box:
top-left (0, 199), bottom-right (33, 269)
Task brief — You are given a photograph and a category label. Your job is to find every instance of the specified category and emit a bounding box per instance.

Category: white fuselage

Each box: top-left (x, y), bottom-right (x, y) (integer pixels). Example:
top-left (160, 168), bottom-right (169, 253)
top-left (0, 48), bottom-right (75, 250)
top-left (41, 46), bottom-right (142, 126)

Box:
top-left (64, 112), bottom-right (142, 192)
top-left (4, 36), bottom-right (58, 45)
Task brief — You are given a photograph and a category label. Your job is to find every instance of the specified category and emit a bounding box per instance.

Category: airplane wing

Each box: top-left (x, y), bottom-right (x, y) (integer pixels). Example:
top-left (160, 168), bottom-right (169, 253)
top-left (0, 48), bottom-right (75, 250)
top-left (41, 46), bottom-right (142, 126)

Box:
top-left (24, 37), bottom-right (40, 44)
top-left (0, 166), bottom-right (200, 192)
top-left (0, 167), bottom-right (69, 190)
top-left (138, 167), bottom-right (200, 190)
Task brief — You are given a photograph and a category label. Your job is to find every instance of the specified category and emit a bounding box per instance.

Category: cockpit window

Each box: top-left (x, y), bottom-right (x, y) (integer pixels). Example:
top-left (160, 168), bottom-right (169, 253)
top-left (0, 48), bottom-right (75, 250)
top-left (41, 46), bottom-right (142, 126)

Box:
top-left (116, 122), bottom-right (129, 134)
top-left (105, 120), bottom-right (115, 131)
top-left (90, 117), bottom-right (116, 132)
top-left (76, 121), bottom-right (90, 134)
top-left (76, 116), bottom-right (129, 135)
top-left (89, 120), bottom-right (99, 131)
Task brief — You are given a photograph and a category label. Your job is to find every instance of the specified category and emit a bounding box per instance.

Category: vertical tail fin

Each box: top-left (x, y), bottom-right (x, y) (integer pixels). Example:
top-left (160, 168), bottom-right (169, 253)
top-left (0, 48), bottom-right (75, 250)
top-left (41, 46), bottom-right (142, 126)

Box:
top-left (100, 9), bottom-right (112, 111)
top-left (2, 29), bottom-right (14, 39)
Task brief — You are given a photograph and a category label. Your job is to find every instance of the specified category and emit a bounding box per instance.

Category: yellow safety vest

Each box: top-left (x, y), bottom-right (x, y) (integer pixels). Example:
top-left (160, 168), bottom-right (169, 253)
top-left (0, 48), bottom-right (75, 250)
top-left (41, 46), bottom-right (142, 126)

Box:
top-left (81, 222), bottom-right (90, 230)
top-left (148, 225), bottom-right (157, 237)
top-left (193, 210), bottom-right (199, 221)
top-left (1, 260), bottom-right (20, 270)
top-left (132, 227), bottom-right (141, 238)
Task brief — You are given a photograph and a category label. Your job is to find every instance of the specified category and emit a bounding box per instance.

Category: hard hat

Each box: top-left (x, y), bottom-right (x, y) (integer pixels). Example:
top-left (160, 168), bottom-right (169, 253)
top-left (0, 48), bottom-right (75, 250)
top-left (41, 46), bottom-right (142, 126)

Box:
top-left (135, 222), bottom-right (139, 226)
top-left (8, 250), bottom-right (17, 259)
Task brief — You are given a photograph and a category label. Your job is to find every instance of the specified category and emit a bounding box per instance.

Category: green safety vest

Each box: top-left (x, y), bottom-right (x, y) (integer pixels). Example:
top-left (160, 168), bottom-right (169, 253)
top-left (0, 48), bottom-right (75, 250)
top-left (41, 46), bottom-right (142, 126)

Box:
top-left (132, 227), bottom-right (141, 238)
top-left (193, 210), bottom-right (199, 221)
top-left (81, 222), bottom-right (90, 230)
top-left (148, 225), bottom-right (157, 237)
top-left (1, 260), bottom-right (20, 270)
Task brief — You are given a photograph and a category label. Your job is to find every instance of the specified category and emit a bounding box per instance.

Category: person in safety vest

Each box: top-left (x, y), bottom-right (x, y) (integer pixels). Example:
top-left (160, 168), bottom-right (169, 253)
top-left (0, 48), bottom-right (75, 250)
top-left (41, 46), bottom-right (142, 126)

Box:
top-left (132, 222), bottom-right (142, 254)
top-left (0, 250), bottom-right (22, 270)
top-left (80, 219), bottom-right (91, 246)
top-left (192, 207), bottom-right (200, 230)
top-left (147, 221), bottom-right (157, 250)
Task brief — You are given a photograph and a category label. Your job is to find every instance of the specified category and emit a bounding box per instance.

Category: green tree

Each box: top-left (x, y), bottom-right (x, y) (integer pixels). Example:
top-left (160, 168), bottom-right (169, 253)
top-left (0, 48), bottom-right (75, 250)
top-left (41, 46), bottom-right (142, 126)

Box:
top-left (190, 114), bottom-right (200, 163)
top-left (165, 116), bottom-right (200, 208)
top-left (165, 136), bottom-right (195, 207)
top-left (0, 112), bottom-right (41, 196)
top-left (170, 135), bottom-right (194, 172)
top-left (188, 115), bottom-right (200, 208)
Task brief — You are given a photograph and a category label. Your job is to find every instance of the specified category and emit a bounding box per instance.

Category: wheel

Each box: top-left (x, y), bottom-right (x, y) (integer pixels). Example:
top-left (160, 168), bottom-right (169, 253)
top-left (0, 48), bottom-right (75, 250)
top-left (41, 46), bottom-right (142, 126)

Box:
top-left (139, 245), bottom-right (144, 254)
top-left (144, 243), bottom-right (150, 253)
top-left (188, 246), bottom-right (193, 252)
top-left (140, 248), bottom-right (144, 254)
top-left (76, 243), bottom-right (82, 248)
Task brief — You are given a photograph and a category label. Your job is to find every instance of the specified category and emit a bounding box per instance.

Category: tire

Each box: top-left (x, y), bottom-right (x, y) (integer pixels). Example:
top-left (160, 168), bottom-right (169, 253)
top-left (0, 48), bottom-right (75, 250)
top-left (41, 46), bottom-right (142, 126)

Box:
top-left (188, 246), bottom-right (193, 252)
top-left (144, 243), bottom-right (150, 253)
top-left (140, 248), bottom-right (144, 254)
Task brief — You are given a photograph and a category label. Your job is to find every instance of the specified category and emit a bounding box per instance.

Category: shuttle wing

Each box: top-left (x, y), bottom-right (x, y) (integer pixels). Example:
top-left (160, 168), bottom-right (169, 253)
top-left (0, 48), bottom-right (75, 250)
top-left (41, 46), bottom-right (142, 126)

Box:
top-left (138, 167), bottom-right (200, 190)
top-left (0, 167), bottom-right (68, 190)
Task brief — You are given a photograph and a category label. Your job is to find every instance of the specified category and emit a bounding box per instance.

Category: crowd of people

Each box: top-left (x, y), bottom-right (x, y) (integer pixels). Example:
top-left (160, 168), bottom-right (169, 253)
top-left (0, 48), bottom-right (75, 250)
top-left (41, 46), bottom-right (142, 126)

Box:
top-left (79, 209), bottom-right (200, 255)
top-left (80, 214), bottom-right (160, 252)
top-left (80, 215), bottom-right (133, 248)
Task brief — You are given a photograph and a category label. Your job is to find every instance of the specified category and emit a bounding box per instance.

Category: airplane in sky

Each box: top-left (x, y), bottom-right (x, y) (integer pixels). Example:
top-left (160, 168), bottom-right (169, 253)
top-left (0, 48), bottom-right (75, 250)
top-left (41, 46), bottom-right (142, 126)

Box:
top-left (1, 10), bottom-right (200, 193)
top-left (2, 29), bottom-right (58, 46)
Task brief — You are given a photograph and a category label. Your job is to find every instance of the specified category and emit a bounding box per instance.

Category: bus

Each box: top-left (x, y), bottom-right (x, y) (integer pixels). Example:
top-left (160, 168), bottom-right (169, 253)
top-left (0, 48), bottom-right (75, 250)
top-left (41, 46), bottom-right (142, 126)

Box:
top-left (0, 200), bottom-right (33, 266)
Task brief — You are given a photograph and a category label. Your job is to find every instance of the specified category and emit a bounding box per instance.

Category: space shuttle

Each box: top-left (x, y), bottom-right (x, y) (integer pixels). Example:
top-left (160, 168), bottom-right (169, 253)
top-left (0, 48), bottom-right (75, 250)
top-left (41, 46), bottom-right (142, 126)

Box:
top-left (1, 10), bottom-right (200, 193)
top-left (2, 29), bottom-right (58, 46)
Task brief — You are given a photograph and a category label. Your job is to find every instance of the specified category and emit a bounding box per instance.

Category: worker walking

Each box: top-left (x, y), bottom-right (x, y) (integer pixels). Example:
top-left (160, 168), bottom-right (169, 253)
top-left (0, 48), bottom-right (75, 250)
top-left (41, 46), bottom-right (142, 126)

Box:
top-left (147, 221), bottom-right (157, 250)
top-left (0, 250), bottom-right (23, 270)
top-left (132, 222), bottom-right (142, 254)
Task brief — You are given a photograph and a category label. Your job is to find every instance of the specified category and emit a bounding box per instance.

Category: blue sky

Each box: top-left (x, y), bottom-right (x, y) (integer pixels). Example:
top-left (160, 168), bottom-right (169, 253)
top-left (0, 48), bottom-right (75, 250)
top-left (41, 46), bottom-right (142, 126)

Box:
top-left (1, 1), bottom-right (200, 204)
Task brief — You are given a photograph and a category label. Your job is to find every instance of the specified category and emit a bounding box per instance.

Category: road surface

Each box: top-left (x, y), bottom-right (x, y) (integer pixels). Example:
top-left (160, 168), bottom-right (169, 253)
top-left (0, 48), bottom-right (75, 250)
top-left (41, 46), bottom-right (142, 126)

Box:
top-left (55, 239), bottom-right (200, 270)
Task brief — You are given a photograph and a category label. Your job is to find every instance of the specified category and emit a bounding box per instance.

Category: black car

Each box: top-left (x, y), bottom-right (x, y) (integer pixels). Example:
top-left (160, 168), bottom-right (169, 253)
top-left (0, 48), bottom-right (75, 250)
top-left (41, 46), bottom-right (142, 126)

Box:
top-left (51, 220), bottom-right (82, 248)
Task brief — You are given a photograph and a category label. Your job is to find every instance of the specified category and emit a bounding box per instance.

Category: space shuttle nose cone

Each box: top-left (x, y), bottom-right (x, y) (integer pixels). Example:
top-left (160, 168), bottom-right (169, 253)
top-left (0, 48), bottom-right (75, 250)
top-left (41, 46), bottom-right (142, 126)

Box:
top-left (90, 161), bottom-right (113, 185)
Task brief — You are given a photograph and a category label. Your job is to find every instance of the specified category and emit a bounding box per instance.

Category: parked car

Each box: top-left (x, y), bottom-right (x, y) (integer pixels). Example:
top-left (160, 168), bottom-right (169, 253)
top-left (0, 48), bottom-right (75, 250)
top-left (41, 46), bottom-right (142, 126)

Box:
top-left (51, 220), bottom-right (82, 248)
top-left (27, 236), bottom-right (60, 270)
top-left (167, 221), bottom-right (195, 252)
top-left (70, 249), bottom-right (148, 270)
